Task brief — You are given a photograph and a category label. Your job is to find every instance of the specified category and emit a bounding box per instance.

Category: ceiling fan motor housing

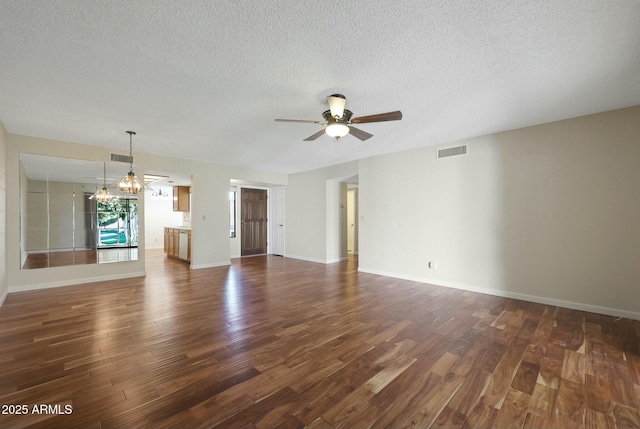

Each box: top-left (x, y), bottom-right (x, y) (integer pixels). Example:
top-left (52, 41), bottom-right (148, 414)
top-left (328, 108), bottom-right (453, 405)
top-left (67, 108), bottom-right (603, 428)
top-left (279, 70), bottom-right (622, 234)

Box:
top-left (323, 109), bottom-right (352, 124)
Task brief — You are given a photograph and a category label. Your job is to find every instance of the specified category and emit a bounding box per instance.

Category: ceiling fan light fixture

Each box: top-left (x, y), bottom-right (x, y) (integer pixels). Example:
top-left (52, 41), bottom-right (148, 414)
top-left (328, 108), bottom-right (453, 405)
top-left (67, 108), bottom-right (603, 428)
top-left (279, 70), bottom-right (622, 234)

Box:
top-left (327, 94), bottom-right (346, 119)
top-left (325, 123), bottom-right (349, 139)
top-left (275, 94), bottom-right (402, 141)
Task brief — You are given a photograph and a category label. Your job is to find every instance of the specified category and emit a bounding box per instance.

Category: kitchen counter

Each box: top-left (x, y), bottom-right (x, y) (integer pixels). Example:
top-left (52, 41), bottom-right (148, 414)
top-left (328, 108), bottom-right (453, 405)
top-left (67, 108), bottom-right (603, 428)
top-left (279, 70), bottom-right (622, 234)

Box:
top-left (164, 227), bottom-right (191, 262)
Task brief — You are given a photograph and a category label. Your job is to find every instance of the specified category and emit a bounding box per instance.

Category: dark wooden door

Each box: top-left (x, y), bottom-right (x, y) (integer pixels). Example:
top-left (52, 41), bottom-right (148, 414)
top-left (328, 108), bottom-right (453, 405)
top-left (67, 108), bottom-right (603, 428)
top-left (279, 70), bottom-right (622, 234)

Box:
top-left (241, 188), bottom-right (267, 256)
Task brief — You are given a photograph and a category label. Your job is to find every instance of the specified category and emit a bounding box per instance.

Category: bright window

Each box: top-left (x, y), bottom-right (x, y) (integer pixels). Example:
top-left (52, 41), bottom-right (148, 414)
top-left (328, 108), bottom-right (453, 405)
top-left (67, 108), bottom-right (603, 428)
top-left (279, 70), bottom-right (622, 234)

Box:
top-left (229, 191), bottom-right (236, 238)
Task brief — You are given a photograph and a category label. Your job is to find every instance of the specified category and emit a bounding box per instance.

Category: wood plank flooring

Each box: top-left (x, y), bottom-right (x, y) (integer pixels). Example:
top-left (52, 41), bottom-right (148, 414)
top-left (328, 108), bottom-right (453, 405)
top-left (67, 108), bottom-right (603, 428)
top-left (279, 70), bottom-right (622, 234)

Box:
top-left (1, 251), bottom-right (639, 428)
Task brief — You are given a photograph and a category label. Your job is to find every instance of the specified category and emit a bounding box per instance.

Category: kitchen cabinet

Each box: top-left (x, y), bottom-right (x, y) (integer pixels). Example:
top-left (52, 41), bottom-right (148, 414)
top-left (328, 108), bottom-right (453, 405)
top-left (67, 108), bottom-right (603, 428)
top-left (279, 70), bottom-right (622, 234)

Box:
top-left (164, 227), bottom-right (190, 262)
top-left (173, 186), bottom-right (190, 212)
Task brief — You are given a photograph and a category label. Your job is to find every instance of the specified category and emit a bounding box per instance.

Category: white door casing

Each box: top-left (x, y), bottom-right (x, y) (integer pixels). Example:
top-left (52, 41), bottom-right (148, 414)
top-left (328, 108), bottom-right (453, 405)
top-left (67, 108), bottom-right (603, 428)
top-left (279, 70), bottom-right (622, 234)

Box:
top-left (269, 187), bottom-right (285, 256)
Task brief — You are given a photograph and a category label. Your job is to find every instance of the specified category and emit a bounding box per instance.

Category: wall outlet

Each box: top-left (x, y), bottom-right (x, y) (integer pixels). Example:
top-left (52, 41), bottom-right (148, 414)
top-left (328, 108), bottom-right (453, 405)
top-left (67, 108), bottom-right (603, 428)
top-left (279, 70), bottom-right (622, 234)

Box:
top-left (428, 261), bottom-right (438, 269)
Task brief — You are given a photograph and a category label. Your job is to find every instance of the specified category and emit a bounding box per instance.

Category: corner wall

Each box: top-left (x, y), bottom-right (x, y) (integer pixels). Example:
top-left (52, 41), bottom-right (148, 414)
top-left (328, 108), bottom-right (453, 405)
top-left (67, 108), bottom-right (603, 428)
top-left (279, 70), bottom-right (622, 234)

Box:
top-left (286, 161), bottom-right (358, 263)
top-left (358, 106), bottom-right (640, 319)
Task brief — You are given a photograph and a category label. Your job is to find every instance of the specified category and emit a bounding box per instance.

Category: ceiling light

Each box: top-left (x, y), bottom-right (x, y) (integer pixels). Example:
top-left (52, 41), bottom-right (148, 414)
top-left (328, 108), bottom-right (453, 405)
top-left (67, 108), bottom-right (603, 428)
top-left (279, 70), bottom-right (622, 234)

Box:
top-left (325, 123), bottom-right (349, 139)
top-left (115, 131), bottom-right (151, 195)
top-left (144, 173), bottom-right (169, 184)
top-left (151, 187), bottom-right (170, 199)
top-left (327, 94), bottom-right (346, 119)
top-left (92, 162), bottom-right (116, 202)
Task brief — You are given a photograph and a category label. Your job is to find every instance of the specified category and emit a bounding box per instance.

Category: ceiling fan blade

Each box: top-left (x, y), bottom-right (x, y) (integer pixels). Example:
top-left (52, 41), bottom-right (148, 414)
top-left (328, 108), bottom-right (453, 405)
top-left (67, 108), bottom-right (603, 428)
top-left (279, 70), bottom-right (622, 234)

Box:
top-left (303, 129), bottom-right (327, 141)
top-left (350, 110), bottom-right (402, 124)
top-left (275, 118), bottom-right (325, 124)
top-left (348, 126), bottom-right (373, 141)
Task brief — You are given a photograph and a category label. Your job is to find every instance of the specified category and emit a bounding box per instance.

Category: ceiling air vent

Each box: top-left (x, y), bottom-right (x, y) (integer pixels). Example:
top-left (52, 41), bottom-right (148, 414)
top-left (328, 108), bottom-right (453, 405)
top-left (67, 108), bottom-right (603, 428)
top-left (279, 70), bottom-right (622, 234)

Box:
top-left (110, 153), bottom-right (133, 164)
top-left (437, 145), bottom-right (467, 159)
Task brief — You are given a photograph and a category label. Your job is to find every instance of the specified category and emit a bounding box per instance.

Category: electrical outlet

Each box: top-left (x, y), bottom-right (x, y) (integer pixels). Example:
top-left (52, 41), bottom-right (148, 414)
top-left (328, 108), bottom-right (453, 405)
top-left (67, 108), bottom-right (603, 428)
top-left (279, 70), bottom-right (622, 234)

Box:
top-left (428, 261), bottom-right (438, 269)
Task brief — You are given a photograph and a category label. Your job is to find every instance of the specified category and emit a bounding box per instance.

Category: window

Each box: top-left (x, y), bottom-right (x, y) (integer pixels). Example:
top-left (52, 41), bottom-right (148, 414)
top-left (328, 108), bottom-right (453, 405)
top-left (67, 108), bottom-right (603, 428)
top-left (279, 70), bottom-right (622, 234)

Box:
top-left (229, 191), bottom-right (237, 238)
top-left (97, 198), bottom-right (138, 248)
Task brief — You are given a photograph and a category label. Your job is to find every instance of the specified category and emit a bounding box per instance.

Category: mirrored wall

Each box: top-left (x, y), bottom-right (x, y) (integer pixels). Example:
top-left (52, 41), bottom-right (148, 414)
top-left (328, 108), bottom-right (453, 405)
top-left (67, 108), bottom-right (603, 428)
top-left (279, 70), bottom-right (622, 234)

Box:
top-left (20, 153), bottom-right (139, 269)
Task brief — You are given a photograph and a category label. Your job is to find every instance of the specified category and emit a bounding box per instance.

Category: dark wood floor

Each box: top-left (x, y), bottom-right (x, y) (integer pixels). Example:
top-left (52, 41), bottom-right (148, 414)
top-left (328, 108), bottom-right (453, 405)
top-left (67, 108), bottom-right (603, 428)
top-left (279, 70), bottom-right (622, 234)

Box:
top-left (1, 251), bottom-right (639, 428)
top-left (22, 248), bottom-right (138, 269)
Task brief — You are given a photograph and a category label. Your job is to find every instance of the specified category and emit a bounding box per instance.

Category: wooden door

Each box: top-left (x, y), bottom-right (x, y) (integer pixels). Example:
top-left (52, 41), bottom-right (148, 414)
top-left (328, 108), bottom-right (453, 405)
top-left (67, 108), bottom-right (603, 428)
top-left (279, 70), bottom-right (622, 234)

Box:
top-left (241, 188), bottom-right (267, 256)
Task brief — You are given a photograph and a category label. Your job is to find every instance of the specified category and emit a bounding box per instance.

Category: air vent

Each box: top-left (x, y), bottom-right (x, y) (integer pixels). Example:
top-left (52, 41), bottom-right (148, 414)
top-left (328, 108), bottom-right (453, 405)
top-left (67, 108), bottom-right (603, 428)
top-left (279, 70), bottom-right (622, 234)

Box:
top-left (110, 153), bottom-right (133, 164)
top-left (437, 145), bottom-right (467, 159)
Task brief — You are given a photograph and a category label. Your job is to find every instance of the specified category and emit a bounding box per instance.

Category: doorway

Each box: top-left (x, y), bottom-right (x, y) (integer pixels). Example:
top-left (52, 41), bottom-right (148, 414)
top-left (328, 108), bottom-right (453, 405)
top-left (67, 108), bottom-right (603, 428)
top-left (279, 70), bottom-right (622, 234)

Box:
top-left (347, 188), bottom-right (358, 255)
top-left (241, 188), bottom-right (268, 256)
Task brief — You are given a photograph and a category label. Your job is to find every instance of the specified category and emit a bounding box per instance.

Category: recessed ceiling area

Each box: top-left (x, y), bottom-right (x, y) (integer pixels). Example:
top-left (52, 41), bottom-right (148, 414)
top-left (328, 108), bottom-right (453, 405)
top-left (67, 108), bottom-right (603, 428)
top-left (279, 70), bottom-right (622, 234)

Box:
top-left (1, 1), bottom-right (639, 174)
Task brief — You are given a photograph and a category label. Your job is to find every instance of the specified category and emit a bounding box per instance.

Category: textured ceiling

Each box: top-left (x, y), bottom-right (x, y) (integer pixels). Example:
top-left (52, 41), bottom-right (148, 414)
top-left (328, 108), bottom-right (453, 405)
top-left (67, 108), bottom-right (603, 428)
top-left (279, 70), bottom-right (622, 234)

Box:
top-left (1, 1), bottom-right (639, 174)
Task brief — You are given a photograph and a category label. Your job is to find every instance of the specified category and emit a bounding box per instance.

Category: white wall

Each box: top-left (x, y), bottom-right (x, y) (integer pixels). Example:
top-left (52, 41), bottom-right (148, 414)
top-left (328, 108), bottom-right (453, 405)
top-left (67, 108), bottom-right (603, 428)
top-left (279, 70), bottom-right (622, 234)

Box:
top-left (144, 187), bottom-right (183, 250)
top-left (358, 106), bottom-right (640, 319)
top-left (6, 134), bottom-right (287, 291)
top-left (286, 161), bottom-right (358, 263)
top-left (0, 120), bottom-right (7, 307)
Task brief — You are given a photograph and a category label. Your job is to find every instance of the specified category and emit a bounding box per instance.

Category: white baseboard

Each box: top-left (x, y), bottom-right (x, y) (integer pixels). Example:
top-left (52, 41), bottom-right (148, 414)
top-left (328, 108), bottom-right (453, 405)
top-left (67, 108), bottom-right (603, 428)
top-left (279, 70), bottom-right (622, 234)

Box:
top-left (358, 267), bottom-right (640, 321)
top-left (190, 260), bottom-right (231, 270)
top-left (0, 288), bottom-right (7, 308)
top-left (284, 254), bottom-right (327, 264)
top-left (145, 245), bottom-right (164, 250)
top-left (8, 271), bottom-right (147, 294)
top-left (285, 255), bottom-right (348, 265)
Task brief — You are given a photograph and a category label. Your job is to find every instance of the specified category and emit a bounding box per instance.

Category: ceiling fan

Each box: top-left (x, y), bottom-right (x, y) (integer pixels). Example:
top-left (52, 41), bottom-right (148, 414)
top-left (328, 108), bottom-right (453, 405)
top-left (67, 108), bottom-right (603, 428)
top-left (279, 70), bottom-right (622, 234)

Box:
top-left (275, 94), bottom-right (402, 141)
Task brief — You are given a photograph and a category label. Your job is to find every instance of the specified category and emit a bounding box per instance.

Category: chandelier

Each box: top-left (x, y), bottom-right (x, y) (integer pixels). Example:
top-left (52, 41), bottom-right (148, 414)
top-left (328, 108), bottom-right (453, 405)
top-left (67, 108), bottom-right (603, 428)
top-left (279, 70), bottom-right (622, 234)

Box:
top-left (115, 131), bottom-right (151, 194)
top-left (92, 162), bottom-right (116, 202)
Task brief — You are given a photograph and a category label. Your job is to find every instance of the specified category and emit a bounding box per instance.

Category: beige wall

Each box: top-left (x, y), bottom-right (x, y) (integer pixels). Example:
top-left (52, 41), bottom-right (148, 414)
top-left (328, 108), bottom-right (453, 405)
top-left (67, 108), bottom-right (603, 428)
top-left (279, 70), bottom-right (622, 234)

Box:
top-left (0, 120), bottom-right (7, 306)
top-left (358, 106), bottom-right (640, 319)
top-left (285, 161), bottom-right (358, 263)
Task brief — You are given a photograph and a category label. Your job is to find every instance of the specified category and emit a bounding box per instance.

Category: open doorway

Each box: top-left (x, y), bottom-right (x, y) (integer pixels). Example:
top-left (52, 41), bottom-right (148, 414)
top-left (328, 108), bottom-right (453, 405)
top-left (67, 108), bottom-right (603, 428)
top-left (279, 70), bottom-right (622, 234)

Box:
top-left (326, 175), bottom-right (358, 264)
top-left (143, 170), bottom-right (192, 267)
top-left (347, 186), bottom-right (358, 255)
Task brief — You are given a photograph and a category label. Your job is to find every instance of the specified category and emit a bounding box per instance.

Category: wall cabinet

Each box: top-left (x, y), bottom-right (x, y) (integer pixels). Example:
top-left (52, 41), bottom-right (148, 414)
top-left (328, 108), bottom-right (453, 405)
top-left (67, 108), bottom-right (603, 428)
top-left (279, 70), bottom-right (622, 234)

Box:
top-left (164, 227), bottom-right (190, 262)
top-left (173, 186), bottom-right (190, 212)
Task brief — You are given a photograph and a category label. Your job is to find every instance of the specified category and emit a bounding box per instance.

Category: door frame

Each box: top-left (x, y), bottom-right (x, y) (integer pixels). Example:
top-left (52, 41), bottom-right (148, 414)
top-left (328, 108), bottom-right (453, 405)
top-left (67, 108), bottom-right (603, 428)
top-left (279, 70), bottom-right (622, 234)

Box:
top-left (269, 186), bottom-right (285, 256)
top-left (231, 184), bottom-right (285, 258)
